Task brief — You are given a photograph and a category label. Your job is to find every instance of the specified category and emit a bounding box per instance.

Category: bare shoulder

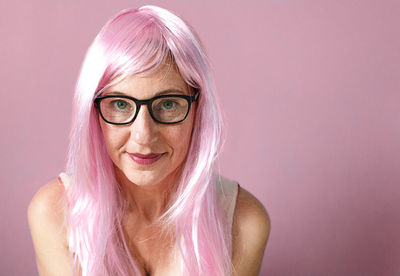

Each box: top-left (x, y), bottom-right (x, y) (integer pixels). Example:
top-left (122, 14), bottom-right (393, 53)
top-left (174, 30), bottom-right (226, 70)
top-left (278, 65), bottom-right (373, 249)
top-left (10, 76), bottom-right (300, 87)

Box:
top-left (28, 179), bottom-right (64, 226)
top-left (28, 178), bottom-right (67, 231)
top-left (28, 179), bottom-right (73, 276)
top-left (234, 187), bottom-right (270, 237)
top-left (232, 186), bottom-right (271, 276)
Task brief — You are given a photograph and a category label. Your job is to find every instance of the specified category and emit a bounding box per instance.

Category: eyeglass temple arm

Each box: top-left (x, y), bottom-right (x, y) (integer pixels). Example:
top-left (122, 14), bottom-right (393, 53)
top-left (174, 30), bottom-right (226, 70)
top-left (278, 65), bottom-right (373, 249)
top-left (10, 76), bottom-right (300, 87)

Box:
top-left (193, 90), bottom-right (200, 101)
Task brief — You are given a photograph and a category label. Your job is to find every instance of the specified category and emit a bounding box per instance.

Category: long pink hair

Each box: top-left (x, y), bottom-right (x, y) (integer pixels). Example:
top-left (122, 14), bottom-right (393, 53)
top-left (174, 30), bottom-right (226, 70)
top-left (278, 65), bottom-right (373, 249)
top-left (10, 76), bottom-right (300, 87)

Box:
top-left (65, 5), bottom-right (231, 276)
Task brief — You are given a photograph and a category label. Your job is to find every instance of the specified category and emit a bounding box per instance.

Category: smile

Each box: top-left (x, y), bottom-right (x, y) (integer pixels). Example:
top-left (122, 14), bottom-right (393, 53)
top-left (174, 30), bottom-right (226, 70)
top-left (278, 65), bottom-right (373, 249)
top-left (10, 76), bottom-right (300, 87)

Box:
top-left (128, 152), bottom-right (165, 165)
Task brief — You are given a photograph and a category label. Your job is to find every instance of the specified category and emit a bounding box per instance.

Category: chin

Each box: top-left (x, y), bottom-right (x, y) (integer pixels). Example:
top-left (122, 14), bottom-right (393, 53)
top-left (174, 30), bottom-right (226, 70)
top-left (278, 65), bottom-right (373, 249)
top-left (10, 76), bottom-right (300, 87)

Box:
top-left (128, 172), bottom-right (164, 186)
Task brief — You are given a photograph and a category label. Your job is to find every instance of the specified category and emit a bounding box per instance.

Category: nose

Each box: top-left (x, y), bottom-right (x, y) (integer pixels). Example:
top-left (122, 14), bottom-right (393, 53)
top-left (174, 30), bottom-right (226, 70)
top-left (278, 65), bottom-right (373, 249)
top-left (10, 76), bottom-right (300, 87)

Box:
top-left (129, 105), bottom-right (158, 145)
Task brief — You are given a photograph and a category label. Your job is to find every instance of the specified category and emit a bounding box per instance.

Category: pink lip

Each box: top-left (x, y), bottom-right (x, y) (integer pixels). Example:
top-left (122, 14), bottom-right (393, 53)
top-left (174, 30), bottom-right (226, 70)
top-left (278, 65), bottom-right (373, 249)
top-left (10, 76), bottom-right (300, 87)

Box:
top-left (128, 153), bottom-right (164, 165)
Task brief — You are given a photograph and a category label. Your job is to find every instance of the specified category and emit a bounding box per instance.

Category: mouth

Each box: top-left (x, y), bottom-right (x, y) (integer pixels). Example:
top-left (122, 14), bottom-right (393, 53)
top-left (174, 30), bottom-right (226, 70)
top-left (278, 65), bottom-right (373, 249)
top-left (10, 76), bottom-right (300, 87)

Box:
top-left (128, 152), bottom-right (165, 165)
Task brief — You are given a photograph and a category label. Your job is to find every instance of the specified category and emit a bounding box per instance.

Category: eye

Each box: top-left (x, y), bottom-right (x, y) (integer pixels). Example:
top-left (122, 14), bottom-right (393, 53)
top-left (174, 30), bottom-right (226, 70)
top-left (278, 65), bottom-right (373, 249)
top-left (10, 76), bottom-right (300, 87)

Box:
top-left (112, 99), bottom-right (129, 110)
top-left (161, 99), bottom-right (177, 110)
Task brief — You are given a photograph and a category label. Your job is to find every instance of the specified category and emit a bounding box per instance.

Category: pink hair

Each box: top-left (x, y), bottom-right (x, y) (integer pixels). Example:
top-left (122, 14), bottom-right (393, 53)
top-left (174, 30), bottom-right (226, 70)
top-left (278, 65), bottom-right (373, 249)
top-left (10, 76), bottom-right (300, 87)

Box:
top-left (65, 5), bottom-right (231, 275)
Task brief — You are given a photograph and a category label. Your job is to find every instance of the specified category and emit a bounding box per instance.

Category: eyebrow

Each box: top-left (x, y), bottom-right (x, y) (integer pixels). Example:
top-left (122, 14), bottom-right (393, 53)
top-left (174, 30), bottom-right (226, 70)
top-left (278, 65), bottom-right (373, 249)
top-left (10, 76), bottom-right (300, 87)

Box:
top-left (102, 89), bottom-right (188, 97)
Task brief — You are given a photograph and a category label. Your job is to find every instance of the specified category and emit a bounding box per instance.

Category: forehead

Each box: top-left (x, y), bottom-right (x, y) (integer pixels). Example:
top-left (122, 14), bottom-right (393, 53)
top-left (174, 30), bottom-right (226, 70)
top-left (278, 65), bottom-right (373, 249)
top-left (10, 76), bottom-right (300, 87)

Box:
top-left (103, 65), bottom-right (189, 99)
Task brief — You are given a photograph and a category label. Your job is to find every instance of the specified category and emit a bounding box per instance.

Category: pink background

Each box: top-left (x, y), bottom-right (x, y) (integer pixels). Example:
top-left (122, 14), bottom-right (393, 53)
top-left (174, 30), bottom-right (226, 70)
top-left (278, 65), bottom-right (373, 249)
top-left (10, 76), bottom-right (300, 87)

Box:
top-left (1, 0), bottom-right (400, 275)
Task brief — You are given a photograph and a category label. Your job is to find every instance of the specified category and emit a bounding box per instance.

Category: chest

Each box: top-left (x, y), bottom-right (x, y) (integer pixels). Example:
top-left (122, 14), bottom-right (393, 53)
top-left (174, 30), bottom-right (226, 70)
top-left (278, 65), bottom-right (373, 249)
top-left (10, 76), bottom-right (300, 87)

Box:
top-left (121, 217), bottom-right (181, 276)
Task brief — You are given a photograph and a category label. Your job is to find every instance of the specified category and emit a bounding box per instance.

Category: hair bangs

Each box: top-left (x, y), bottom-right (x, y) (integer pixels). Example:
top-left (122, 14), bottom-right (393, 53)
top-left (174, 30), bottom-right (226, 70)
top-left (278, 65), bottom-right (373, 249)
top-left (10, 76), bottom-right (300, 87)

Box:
top-left (96, 13), bottom-right (172, 94)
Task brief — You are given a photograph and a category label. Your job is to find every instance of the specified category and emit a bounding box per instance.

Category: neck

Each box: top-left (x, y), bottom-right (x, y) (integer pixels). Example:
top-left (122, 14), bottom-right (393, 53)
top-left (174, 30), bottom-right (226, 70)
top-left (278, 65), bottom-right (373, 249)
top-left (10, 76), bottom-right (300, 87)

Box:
top-left (115, 168), bottom-right (179, 224)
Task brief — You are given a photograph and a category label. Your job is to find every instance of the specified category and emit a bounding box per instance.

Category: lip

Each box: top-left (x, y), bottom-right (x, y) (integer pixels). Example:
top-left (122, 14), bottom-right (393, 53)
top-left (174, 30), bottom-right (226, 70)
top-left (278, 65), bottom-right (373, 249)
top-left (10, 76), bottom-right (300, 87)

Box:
top-left (128, 152), bottom-right (164, 165)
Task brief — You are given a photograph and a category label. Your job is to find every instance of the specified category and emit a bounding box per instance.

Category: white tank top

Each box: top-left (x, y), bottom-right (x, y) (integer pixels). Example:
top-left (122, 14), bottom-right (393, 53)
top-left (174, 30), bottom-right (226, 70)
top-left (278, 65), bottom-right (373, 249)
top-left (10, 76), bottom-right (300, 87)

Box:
top-left (58, 173), bottom-right (239, 274)
top-left (58, 172), bottom-right (240, 228)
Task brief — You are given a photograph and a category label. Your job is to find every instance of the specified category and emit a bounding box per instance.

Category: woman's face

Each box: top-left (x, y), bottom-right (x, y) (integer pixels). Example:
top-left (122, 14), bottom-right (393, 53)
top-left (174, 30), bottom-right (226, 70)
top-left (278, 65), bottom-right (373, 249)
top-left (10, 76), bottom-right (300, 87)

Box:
top-left (98, 65), bottom-right (195, 187)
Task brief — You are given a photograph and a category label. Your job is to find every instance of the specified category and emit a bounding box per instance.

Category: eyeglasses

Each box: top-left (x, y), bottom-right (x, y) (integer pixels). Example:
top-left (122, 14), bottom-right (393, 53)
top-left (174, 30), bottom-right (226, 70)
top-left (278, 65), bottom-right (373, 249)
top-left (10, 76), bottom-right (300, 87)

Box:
top-left (94, 91), bottom-right (199, 125)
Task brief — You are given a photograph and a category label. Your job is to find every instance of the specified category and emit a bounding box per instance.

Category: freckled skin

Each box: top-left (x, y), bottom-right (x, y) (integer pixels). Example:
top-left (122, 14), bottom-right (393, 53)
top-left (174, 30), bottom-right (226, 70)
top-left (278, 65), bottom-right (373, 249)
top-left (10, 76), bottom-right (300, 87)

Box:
top-left (98, 66), bottom-right (195, 188)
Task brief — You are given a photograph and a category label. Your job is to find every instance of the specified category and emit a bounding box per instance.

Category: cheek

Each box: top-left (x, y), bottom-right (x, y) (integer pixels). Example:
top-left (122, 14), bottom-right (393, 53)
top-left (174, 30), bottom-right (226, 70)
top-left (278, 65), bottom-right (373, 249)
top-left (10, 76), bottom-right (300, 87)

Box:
top-left (99, 120), bottom-right (128, 159)
top-left (169, 115), bottom-right (195, 156)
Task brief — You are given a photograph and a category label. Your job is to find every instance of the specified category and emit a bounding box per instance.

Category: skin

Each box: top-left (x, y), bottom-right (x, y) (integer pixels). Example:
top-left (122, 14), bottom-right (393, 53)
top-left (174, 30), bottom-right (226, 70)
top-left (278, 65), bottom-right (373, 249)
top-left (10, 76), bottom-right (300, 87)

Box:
top-left (98, 65), bottom-right (195, 222)
top-left (28, 65), bottom-right (270, 276)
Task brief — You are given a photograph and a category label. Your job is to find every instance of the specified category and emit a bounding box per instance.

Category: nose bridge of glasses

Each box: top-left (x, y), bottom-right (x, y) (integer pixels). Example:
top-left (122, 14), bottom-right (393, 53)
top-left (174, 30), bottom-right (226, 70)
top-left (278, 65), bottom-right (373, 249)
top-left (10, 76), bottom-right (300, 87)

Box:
top-left (128, 104), bottom-right (159, 145)
top-left (134, 98), bottom-right (156, 120)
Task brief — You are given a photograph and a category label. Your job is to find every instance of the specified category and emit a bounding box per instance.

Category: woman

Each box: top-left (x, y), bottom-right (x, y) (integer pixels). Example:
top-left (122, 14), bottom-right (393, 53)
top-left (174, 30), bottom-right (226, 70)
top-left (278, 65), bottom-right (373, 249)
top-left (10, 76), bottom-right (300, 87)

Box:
top-left (28, 5), bottom-right (270, 276)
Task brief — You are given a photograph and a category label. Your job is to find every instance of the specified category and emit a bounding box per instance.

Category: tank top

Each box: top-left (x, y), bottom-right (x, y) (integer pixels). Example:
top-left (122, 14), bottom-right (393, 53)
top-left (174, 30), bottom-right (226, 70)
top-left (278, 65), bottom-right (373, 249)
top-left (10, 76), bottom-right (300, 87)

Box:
top-left (57, 173), bottom-right (240, 228)
top-left (57, 173), bottom-right (240, 274)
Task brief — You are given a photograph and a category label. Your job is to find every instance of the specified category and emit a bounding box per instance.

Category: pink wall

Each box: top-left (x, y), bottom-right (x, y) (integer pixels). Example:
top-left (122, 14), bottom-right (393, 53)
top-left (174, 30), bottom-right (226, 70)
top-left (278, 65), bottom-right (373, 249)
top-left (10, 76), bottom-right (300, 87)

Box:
top-left (2, 0), bottom-right (399, 275)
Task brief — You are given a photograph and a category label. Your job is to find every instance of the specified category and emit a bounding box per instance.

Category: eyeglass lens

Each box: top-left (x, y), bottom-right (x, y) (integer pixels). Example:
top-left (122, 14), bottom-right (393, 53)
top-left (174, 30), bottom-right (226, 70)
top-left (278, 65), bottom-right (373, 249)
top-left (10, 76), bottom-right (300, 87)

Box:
top-left (99, 96), bottom-right (190, 124)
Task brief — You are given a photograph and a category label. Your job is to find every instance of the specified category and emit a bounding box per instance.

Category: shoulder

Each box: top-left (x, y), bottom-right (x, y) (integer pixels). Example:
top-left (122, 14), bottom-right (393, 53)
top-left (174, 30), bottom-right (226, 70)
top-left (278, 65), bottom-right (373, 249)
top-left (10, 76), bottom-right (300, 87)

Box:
top-left (234, 186), bottom-right (270, 236)
top-left (28, 179), bottom-right (72, 275)
top-left (232, 186), bottom-right (271, 276)
top-left (28, 178), bottom-right (67, 227)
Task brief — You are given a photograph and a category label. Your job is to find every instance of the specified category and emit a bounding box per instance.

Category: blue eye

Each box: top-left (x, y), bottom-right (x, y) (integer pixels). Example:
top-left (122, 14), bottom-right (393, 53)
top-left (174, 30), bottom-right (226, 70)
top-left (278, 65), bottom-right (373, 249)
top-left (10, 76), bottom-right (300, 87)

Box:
top-left (161, 100), bottom-right (177, 110)
top-left (113, 100), bottom-right (128, 110)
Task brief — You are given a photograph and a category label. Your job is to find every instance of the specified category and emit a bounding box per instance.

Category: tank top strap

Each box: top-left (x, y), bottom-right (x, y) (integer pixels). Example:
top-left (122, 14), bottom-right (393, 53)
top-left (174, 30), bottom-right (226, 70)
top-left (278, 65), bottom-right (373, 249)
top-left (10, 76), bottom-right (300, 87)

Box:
top-left (216, 176), bottom-right (240, 229)
top-left (57, 172), bottom-right (71, 208)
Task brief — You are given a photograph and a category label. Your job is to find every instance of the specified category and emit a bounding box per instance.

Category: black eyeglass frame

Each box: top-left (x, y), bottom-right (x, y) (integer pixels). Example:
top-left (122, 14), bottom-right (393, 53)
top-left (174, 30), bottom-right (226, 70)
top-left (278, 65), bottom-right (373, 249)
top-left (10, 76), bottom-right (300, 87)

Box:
top-left (94, 91), bottom-right (199, 125)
